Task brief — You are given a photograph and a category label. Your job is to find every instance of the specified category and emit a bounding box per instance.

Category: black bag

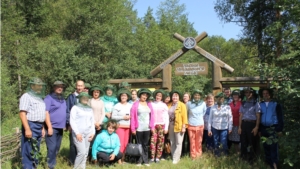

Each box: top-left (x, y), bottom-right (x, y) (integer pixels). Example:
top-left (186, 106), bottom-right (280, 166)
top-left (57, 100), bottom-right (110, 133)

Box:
top-left (125, 134), bottom-right (142, 157)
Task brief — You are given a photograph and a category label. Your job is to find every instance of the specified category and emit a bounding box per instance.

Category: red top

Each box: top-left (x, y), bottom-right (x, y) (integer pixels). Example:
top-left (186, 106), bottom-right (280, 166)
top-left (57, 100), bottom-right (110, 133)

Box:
top-left (229, 101), bottom-right (242, 126)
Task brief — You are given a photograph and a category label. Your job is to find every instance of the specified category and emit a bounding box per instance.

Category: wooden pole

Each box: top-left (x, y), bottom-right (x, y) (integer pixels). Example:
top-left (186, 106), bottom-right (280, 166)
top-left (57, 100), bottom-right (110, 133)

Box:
top-left (162, 64), bottom-right (172, 91)
top-left (212, 63), bottom-right (222, 95)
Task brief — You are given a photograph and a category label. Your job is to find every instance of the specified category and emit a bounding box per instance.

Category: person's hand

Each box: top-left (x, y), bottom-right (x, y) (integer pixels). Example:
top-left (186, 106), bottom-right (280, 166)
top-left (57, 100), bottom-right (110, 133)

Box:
top-left (25, 128), bottom-right (32, 138)
top-left (181, 127), bottom-right (186, 133)
top-left (95, 123), bottom-right (101, 130)
top-left (92, 159), bottom-right (97, 164)
top-left (41, 128), bottom-right (45, 138)
top-left (68, 125), bottom-right (72, 132)
top-left (251, 127), bottom-right (258, 136)
top-left (151, 130), bottom-right (155, 134)
top-left (88, 134), bottom-right (94, 142)
top-left (96, 125), bottom-right (101, 131)
top-left (124, 115), bottom-right (130, 120)
top-left (76, 134), bottom-right (83, 142)
top-left (228, 130), bottom-right (232, 134)
top-left (132, 131), bottom-right (136, 135)
top-left (106, 113), bottom-right (111, 118)
top-left (208, 131), bottom-right (212, 137)
top-left (164, 130), bottom-right (168, 134)
top-left (109, 154), bottom-right (115, 161)
top-left (48, 127), bottom-right (53, 136)
top-left (238, 127), bottom-right (242, 135)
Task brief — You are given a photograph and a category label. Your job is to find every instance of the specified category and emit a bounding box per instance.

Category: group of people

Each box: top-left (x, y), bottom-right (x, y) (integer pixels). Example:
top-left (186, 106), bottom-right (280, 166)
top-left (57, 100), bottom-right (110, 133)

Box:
top-left (19, 77), bottom-right (283, 169)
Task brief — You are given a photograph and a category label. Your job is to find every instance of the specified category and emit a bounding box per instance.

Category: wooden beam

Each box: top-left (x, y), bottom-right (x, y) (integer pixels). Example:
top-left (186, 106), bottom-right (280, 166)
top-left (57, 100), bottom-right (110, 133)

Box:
top-left (162, 64), bottom-right (172, 91)
top-left (222, 83), bottom-right (269, 88)
top-left (108, 78), bottom-right (163, 84)
top-left (173, 32), bottom-right (207, 43)
top-left (150, 47), bottom-right (189, 77)
top-left (131, 83), bottom-right (162, 89)
top-left (220, 77), bottom-right (273, 82)
top-left (193, 46), bottom-right (234, 73)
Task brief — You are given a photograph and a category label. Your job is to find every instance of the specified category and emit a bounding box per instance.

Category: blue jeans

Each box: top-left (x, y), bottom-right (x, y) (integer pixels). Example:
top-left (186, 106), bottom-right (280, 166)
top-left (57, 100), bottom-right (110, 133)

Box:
top-left (203, 130), bottom-right (214, 151)
top-left (46, 128), bottom-right (63, 169)
top-left (211, 127), bottom-right (228, 156)
top-left (21, 121), bottom-right (43, 169)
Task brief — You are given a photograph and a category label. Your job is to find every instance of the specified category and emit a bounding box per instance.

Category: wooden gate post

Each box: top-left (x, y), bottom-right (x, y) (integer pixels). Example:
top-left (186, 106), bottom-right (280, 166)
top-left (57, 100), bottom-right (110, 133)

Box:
top-left (162, 64), bottom-right (172, 91)
top-left (213, 63), bottom-right (222, 95)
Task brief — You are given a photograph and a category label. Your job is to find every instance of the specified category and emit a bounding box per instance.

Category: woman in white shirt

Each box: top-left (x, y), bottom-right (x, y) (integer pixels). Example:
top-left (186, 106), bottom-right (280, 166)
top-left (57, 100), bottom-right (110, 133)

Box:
top-left (70, 92), bottom-right (95, 169)
top-left (111, 89), bottom-right (132, 164)
top-left (208, 92), bottom-right (233, 156)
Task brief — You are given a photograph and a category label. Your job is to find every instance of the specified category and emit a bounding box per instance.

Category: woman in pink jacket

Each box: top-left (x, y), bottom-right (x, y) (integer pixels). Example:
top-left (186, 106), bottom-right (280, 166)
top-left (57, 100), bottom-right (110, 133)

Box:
top-left (130, 88), bottom-right (155, 167)
top-left (150, 89), bottom-right (169, 163)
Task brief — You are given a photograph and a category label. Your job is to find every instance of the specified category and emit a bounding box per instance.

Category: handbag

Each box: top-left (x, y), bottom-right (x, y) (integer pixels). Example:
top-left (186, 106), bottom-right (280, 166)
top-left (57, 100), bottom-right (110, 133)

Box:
top-left (125, 134), bottom-right (143, 156)
top-left (164, 139), bottom-right (171, 154)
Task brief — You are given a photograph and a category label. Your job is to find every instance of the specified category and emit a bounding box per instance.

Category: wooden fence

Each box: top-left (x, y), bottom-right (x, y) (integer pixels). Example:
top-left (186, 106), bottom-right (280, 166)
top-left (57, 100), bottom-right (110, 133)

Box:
top-left (0, 128), bottom-right (21, 163)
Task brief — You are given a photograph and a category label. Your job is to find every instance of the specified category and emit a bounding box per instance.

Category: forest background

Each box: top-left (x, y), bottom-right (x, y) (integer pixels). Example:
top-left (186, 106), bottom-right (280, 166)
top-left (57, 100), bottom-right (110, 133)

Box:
top-left (1, 0), bottom-right (299, 168)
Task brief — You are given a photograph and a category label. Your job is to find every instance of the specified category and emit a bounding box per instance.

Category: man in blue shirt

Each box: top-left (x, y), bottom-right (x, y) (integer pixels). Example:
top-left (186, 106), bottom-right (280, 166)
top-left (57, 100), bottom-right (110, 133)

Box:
top-left (259, 88), bottom-right (283, 169)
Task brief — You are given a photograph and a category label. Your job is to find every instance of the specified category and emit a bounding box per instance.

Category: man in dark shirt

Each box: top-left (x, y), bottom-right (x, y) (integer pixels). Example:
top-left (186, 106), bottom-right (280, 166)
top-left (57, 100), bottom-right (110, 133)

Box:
top-left (66, 80), bottom-right (85, 165)
top-left (238, 87), bottom-right (261, 163)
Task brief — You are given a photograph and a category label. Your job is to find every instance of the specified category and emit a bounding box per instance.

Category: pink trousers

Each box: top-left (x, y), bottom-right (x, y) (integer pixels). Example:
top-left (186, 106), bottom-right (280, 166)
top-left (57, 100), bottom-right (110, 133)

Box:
top-left (116, 128), bottom-right (130, 153)
top-left (188, 125), bottom-right (204, 159)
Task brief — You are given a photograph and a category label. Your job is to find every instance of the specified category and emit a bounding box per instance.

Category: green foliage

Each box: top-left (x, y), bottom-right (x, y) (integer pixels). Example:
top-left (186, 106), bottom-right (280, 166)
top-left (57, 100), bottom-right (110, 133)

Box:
top-left (0, 62), bottom-right (18, 122)
top-left (215, 0), bottom-right (300, 167)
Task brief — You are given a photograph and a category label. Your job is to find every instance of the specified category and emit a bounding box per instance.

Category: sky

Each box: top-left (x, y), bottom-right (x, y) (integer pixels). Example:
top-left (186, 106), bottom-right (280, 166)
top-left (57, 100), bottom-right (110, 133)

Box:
top-left (133, 0), bottom-right (242, 40)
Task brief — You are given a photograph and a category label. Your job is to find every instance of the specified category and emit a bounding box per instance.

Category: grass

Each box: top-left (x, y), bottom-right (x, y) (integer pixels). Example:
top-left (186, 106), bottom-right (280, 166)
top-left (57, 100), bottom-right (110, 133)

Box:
top-left (1, 117), bottom-right (268, 169)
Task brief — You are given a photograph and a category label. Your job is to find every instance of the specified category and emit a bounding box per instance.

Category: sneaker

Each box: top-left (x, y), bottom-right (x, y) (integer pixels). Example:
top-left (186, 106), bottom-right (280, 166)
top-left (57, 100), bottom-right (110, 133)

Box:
top-left (155, 159), bottom-right (160, 163)
top-left (172, 159), bottom-right (180, 164)
top-left (150, 159), bottom-right (155, 163)
top-left (145, 164), bottom-right (150, 167)
top-left (160, 158), bottom-right (166, 161)
top-left (136, 164), bottom-right (142, 167)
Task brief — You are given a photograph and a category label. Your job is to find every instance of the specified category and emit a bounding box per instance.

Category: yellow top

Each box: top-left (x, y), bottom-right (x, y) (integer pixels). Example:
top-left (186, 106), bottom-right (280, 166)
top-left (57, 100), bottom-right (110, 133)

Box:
top-left (168, 101), bottom-right (188, 132)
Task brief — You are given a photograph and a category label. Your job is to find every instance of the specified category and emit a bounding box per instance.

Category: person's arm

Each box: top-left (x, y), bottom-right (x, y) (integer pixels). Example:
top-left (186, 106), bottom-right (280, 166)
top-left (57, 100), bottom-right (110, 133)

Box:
top-left (252, 103), bottom-right (261, 136)
top-left (111, 104), bottom-right (124, 121)
top-left (149, 102), bottom-right (156, 131)
top-left (208, 107), bottom-right (213, 135)
top-left (70, 106), bottom-right (80, 136)
top-left (99, 101), bottom-right (106, 125)
top-left (113, 134), bottom-right (121, 156)
top-left (19, 111), bottom-right (32, 138)
top-left (45, 111), bottom-right (53, 136)
top-left (92, 134), bottom-right (102, 160)
top-left (228, 107), bottom-right (233, 133)
top-left (130, 103), bottom-right (136, 134)
top-left (252, 113), bottom-right (260, 136)
top-left (89, 110), bottom-right (95, 139)
top-left (19, 94), bottom-right (32, 138)
top-left (181, 102), bottom-right (188, 132)
top-left (44, 96), bottom-right (53, 135)
top-left (163, 104), bottom-right (169, 132)
top-left (66, 94), bottom-right (74, 128)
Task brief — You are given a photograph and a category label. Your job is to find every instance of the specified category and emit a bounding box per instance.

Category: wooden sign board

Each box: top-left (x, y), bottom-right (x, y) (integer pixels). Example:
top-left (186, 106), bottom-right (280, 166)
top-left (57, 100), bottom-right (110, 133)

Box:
top-left (175, 62), bottom-right (208, 76)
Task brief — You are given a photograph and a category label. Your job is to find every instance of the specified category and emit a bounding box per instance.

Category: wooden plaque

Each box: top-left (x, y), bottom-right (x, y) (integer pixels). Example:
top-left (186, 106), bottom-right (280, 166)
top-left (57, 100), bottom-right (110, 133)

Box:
top-left (175, 62), bottom-right (208, 76)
